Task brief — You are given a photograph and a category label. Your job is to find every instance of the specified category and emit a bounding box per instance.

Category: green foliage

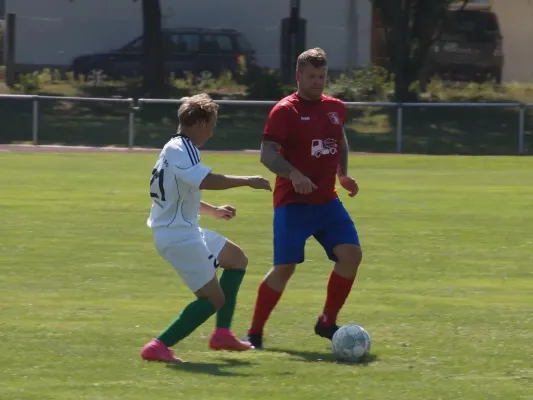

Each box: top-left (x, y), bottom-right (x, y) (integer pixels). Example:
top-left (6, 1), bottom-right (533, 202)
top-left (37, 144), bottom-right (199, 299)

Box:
top-left (13, 68), bottom-right (56, 93)
top-left (172, 70), bottom-right (245, 96)
top-left (5, 65), bottom-right (533, 106)
top-left (244, 67), bottom-right (293, 100)
top-left (326, 66), bottom-right (394, 102)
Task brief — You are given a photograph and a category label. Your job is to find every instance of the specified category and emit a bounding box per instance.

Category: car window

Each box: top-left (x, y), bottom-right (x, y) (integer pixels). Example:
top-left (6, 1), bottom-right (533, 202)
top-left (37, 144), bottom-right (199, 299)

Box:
top-left (201, 34), bottom-right (234, 53)
top-left (445, 11), bottom-right (499, 34)
top-left (120, 37), bottom-right (143, 52)
top-left (236, 35), bottom-right (253, 52)
top-left (171, 33), bottom-right (200, 53)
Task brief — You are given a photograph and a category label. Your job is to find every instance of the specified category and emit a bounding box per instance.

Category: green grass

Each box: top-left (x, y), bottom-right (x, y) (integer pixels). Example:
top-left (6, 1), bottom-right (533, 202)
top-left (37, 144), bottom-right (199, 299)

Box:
top-left (1, 153), bottom-right (533, 400)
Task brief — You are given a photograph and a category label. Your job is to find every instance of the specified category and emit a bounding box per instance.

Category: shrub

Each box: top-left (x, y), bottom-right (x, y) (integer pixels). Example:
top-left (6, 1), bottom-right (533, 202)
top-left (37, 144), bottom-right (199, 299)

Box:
top-left (244, 67), bottom-right (292, 100)
top-left (326, 66), bottom-right (393, 102)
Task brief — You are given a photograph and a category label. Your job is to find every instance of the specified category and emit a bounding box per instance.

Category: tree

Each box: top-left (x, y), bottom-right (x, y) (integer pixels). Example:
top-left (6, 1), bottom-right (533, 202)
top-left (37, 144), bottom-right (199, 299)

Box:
top-left (141, 0), bottom-right (165, 96)
top-left (372, 0), bottom-right (468, 101)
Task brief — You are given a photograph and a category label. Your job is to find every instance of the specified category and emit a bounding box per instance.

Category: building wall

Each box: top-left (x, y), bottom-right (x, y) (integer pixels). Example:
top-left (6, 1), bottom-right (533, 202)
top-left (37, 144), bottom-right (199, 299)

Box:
top-left (493, 0), bottom-right (533, 82)
top-left (6, 0), bottom-right (372, 71)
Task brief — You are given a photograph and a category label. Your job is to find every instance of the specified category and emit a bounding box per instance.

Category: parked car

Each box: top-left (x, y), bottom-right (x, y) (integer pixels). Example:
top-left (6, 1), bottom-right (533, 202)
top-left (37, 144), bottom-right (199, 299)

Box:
top-left (424, 7), bottom-right (504, 83)
top-left (70, 28), bottom-right (257, 80)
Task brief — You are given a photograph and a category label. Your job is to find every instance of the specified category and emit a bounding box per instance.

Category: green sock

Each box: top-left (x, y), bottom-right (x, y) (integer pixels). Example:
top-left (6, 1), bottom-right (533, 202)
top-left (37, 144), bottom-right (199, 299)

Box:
top-left (216, 269), bottom-right (246, 329)
top-left (157, 297), bottom-right (216, 347)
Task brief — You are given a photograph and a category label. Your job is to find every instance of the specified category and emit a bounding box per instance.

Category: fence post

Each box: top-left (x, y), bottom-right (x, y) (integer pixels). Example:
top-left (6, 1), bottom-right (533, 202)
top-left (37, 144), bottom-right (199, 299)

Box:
top-left (128, 98), bottom-right (135, 149)
top-left (5, 13), bottom-right (17, 87)
top-left (32, 96), bottom-right (39, 145)
top-left (518, 105), bottom-right (525, 155)
top-left (396, 104), bottom-right (403, 153)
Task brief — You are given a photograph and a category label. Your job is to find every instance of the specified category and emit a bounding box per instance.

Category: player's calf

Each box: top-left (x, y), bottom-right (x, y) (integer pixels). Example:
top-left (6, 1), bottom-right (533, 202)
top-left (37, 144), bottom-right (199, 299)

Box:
top-left (207, 240), bottom-right (252, 350)
top-left (316, 244), bottom-right (361, 338)
top-left (196, 277), bottom-right (226, 311)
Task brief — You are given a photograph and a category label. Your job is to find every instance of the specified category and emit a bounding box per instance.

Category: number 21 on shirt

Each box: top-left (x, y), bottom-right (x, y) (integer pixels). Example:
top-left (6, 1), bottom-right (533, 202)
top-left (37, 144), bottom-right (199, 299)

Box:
top-left (150, 157), bottom-right (167, 202)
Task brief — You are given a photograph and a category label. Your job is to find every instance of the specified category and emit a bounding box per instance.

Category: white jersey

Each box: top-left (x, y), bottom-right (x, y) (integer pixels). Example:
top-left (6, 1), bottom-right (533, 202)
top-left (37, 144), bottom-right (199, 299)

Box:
top-left (146, 135), bottom-right (212, 231)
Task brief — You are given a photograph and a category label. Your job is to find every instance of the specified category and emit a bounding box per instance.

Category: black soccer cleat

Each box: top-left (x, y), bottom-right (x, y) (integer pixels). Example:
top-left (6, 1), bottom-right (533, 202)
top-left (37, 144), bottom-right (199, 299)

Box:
top-left (314, 318), bottom-right (340, 340)
top-left (242, 333), bottom-right (263, 350)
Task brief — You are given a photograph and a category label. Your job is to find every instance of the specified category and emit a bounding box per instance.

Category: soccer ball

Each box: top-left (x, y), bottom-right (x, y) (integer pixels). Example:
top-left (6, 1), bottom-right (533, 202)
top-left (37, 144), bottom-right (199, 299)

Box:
top-left (331, 324), bottom-right (371, 362)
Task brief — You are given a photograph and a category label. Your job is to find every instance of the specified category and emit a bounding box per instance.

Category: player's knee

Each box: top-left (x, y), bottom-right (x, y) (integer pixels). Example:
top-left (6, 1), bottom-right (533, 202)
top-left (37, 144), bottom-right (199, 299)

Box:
top-left (237, 250), bottom-right (248, 270)
top-left (273, 264), bottom-right (296, 281)
top-left (227, 248), bottom-right (248, 270)
top-left (335, 244), bottom-right (363, 269)
top-left (219, 242), bottom-right (248, 270)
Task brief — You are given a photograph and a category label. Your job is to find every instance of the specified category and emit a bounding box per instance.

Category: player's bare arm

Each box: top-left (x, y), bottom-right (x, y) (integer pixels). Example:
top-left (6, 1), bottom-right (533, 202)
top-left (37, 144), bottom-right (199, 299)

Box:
top-left (260, 141), bottom-right (296, 179)
top-left (200, 201), bottom-right (236, 220)
top-left (199, 201), bottom-right (218, 216)
top-left (338, 130), bottom-right (349, 177)
top-left (200, 173), bottom-right (271, 191)
top-left (337, 129), bottom-right (359, 197)
top-left (260, 140), bottom-right (317, 194)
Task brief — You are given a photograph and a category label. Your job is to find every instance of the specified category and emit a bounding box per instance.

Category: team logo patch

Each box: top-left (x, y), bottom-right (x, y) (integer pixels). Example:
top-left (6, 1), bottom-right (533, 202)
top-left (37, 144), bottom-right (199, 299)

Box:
top-left (311, 138), bottom-right (338, 158)
top-left (327, 112), bottom-right (341, 125)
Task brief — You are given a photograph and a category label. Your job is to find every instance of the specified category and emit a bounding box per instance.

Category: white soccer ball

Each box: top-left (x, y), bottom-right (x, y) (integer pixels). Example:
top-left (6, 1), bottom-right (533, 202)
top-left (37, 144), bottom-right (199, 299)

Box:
top-left (331, 324), bottom-right (372, 362)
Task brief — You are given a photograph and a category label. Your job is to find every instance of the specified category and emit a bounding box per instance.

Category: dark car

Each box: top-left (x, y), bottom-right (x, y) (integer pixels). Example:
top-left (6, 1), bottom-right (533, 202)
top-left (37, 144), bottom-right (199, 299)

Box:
top-left (70, 28), bottom-right (257, 80)
top-left (424, 7), bottom-right (504, 83)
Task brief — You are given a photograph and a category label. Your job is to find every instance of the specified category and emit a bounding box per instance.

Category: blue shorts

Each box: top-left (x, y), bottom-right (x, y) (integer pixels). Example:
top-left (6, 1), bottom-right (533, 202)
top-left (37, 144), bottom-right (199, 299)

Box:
top-left (273, 198), bottom-right (360, 265)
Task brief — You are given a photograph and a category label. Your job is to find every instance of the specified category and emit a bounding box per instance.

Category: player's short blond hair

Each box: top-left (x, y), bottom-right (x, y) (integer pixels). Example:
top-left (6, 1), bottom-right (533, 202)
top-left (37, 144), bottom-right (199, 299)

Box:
top-left (177, 93), bottom-right (219, 127)
top-left (296, 47), bottom-right (328, 71)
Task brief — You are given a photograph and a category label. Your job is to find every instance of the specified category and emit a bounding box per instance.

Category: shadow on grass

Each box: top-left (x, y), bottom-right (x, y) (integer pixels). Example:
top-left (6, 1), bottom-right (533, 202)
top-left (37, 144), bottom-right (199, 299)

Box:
top-left (166, 357), bottom-right (256, 377)
top-left (265, 347), bottom-right (379, 366)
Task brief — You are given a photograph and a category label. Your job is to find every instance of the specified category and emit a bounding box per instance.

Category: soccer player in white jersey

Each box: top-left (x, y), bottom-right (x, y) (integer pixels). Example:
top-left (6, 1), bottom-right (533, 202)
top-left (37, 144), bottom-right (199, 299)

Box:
top-left (140, 93), bottom-right (272, 363)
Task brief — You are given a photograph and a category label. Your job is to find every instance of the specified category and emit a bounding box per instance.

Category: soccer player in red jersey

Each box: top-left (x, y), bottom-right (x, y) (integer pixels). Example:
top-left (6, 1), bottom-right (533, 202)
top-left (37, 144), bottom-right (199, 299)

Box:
top-left (243, 48), bottom-right (362, 349)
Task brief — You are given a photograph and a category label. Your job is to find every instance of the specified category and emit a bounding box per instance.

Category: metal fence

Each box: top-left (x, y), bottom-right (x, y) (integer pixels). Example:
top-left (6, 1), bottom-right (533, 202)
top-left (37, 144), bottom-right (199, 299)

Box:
top-left (0, 94), bottom-right (530, 154)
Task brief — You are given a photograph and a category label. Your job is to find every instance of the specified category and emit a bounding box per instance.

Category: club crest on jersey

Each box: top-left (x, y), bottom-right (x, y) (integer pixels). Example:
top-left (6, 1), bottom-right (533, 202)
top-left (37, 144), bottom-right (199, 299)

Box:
top-left (311, 138), bottom-right (338, 158)
top-left (327, 112), bottom-right (341, 125)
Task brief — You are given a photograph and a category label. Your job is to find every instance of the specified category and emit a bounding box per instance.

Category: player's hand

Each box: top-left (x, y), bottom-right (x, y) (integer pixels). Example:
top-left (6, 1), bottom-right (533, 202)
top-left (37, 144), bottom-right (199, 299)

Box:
top-left (339, 175), bottom-right (359, 197)
top-left (246, 176), bottom-right (272, 191)
top-left (214, 205), bottom-right (237, 221)
top-left (290, 170), bottom-right (317, 195)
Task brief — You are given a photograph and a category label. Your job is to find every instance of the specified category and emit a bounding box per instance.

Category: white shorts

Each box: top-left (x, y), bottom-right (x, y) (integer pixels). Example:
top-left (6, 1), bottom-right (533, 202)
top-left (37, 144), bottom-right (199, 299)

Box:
top-left (153, 227), bottom-right (227, 292)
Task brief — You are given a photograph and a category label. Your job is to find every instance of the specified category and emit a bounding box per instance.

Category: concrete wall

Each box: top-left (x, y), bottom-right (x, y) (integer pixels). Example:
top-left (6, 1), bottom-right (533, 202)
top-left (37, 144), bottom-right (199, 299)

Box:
top-left (6, 0), bottom-right (372, 71)
top-left (493, 0), bottom-right (533, 82)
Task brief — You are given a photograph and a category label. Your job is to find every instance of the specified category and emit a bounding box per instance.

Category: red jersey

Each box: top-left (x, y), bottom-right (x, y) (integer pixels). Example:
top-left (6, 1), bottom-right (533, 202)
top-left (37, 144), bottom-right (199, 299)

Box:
top-left (262, 93), bottom-right (346, 208)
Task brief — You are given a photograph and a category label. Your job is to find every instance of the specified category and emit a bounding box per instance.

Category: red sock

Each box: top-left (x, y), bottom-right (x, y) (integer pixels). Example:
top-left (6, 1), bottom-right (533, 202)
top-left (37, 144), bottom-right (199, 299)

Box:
top-left (248, 280), bottom-right (282, 335)
top-left (319, 270), bottom-right (355, 326)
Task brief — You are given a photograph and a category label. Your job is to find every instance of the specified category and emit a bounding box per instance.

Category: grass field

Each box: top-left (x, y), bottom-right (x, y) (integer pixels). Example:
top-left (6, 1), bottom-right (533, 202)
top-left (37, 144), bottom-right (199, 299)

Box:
top-left (1, 152), bottom-right (532, 400)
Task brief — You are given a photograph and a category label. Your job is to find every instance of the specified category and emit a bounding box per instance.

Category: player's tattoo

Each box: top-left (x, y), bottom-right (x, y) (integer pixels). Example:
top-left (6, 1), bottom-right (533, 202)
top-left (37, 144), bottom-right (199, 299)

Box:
top-left (260, 140), bottom-right (296, 179)
top-left (338, 129), bottom-right (349, 177)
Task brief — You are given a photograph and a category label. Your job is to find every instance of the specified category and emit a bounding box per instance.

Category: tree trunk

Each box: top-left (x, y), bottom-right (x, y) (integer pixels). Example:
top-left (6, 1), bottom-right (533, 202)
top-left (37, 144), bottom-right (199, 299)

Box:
top-left (142, 0), bottom-right (165, 96)
top-left (392, 0), bottom-right (413, 101)
top-left (373, 0), bottom-right (468, 101)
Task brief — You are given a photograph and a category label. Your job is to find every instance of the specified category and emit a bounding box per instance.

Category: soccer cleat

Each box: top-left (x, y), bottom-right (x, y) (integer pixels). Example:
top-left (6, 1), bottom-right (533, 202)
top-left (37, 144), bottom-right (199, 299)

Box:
top-left (140, 339), bottom-right (184, 363)
top-left (209, 328), bottom-right (254, 351)
top-left (242, 332), bottom-right (263, 350)
top-left (314, 318), bottom-right (340, 340)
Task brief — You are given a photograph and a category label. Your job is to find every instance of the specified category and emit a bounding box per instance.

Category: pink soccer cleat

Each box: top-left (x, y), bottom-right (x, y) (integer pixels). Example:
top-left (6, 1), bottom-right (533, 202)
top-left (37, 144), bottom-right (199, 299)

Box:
top-left (140, 339), bottom-right (184, 363)
top-left (209, 328), bottom-right (254, 351)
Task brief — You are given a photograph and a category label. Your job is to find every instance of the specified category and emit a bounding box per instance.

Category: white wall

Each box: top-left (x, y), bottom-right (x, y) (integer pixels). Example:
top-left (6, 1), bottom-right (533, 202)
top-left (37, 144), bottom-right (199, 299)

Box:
top-left (7, 0), bottom-right (371, 70)
top-left (493, 0), bottom-right (533, 82)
